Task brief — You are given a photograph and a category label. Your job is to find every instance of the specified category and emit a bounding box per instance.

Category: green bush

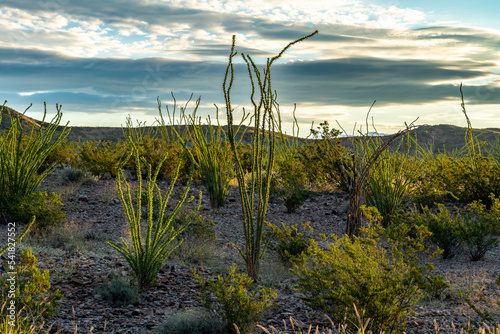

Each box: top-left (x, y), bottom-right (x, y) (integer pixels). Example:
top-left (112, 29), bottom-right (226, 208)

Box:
top-left (127, 136), bottom-right (187, 181)
top-left (293, 208), bottom-right (432, 334)
top-left (7, 191), bottom-right (65, 234)
top-left (0, 248), bottom-right (63, 326)
top-left (366, 148), bottom-right (421, 227)
top-left (273, 157), bottom-right (310, 213)
top-left (460, 196), bottom-right (500, 261)
top-left (266, 222), bottom-right (312, 266)
top-left (154, 308), bottom-right (226, 334)
top-left (303, 121), bottom-right (346, 191)
top-left (419, 154), bottom-right (500, 207)
top-left (173, 211), bottom-right (217, 241)
top-left (194, 264), bottom-right (277, 334)
top-left (59, 166), bottom-right (98, 185)
top-left (78, 140), bottom-right (127, 178)
top-left (41, 138), bottom-right (79, 170)
top-left (98, 276), bottom-right (138, 307)
top-left (395, 204), bottom-right (462, 259)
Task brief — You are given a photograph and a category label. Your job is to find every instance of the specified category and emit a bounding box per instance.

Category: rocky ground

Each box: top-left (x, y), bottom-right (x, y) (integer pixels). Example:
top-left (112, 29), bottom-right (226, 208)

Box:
top-left (1, 169), bottom-right (499, 334)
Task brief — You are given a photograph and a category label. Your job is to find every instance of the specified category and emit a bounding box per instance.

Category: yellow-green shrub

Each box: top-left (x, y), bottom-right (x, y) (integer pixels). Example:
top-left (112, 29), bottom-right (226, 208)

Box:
top-left (293, 208), bottom-right (433, 334)
top-left (194, 264), bottom-right (277, 334)
top-left (1, 248), bottom-right (63, 330)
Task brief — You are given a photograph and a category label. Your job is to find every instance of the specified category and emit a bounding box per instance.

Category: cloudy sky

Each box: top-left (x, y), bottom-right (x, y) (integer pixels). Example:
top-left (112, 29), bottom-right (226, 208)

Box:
top-left (1, 0), bottom-right (500, 135)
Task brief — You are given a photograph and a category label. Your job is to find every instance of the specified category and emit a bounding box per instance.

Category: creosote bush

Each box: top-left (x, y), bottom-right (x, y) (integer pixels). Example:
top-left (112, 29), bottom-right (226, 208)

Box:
top-left (266, 221), bottom-right (312, 266)
top-left (7, 191), bottom-right (65, 234)
top-left (293, 206), bottom-right (434, 334)
top-left (194, 263), bottom-right (277, 334)
top-left (1, 248), bottom-right (63, 329)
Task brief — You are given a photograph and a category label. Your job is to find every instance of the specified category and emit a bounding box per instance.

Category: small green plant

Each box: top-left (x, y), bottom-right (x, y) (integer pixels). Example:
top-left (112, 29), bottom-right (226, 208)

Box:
top-left (273, 158), bottom-right (311, 213)
top-left (0, 248), bottom-right (63, 329)
top-left (8, 191), bottom-right (65, 234)
top-left (194, 264), bottom-right (277, 334)
top-left (460, 196), bottom-right (500, 261)
top-left (395, 204), bottom-right (462, 259)
top-left (418, 274), bottom-right (450, 299)
top-left (78, 139), bottom-right (127, 178)
top-left (98, 276), bottom-right (138, 307)
top-left (106, 134), bottom-right (201, 290)
top-left (293, 207), bottom-right (433, 334)
top-left (266, 222), bottom-right (312, 266)
top-left (59, 166), bottom-right (98, 185)
top-left (173, 210), bottom-right (217, 241)
top-left (154, 308), bottom-right (226, 334)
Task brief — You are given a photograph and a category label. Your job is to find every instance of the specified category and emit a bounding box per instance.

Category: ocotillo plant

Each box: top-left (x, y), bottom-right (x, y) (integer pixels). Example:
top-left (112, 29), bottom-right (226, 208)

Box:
top-left (0, 102), bottom-right (70, 219)
top-left (187, 103), bottom-right (235, 209)
top-left (107, 135), bottom-right (201, 290)
top-left (223, 31), bottom-right (318, 280)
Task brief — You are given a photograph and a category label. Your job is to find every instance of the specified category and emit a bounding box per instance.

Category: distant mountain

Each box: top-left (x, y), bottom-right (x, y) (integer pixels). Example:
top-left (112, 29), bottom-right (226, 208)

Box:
top-left (1, 105), bottom-right (499, 153)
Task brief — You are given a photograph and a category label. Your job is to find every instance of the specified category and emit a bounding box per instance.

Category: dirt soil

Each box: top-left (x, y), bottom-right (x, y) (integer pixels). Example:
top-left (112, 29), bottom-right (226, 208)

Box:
top-left (1, 169), bottom-right (499, 334)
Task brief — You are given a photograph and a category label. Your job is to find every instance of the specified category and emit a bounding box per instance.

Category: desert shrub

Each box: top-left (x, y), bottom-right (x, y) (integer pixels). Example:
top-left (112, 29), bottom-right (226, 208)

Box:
top-left (266, 222), bottom-right (312, 266)
top-left (41, 138), bottom-right (79, 170)
top-left (98, 276), bottom-right (138, 306)
top-left (7, 191), bottom-right (65, 234)
top-left (78, 139), bottom-right (127, 178)
top-left (394, 204), bottom-right (462, 259)
top-left (173, 211), bottom-right (217, 241)
top-left (273, 157), bottom-right (311, 213)
top-left (154, 308), bottom-right (226, 334)
top-left (194, 264), bottom-right (277, 334)
top-left (293, 207), bottom-right (433, 334)
top-left (0, 248), bottom-right (63, 329)
top-left (0, 103), bottom-right (69, 222)
top-left (459, 196), bottom-right (500, 261)
top-left (366, 145), bottom-right (422, 227)
top-left (420, 154), bottom-right (500, 207)
top-left (303, 121), bottom-right (346, 191)
top-left (126, 136), bottom-right (187, 181)
top-left (59, 166), bottom-right (98, 185)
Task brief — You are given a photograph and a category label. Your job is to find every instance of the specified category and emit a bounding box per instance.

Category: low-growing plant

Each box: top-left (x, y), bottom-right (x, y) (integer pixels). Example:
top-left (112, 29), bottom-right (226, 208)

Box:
top-left (154, 308), bottom-right (226, 334)
top-left (266, 221), bottom-right (312, 266)
top-left (98, 275), bottom-right (138, 307)
top-left (0, 248), bottom-right (63, 330)
top-left (41, 138), bottom-right (79, 170)
top-left (293, 207), bottom-right (434, 334)
top-left (394, 204), bottom-right (462, 259)
top-left (194, 263), bottom-right (277, 334)
top-left (460, 196), bottom-right (500, 261)
top-left (59, 166), bottom-right (98, 185)
top-left (78, 139), bottom-right (127, 178)
top-left (7, 191), bottom-right (65, 234)
top-left (273, 157), bottom-right (311, 213)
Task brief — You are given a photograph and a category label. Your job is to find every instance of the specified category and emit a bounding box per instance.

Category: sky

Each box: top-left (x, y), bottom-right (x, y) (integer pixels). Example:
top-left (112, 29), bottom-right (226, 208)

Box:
top-left (1, 0), bottom-right (500, 136)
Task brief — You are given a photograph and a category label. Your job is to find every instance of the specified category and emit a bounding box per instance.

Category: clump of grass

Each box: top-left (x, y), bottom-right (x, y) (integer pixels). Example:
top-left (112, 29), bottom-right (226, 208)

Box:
top-left (154, 308), bottom-right (226, 334)
top-left (98, 276), bottom-right (138, 307)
